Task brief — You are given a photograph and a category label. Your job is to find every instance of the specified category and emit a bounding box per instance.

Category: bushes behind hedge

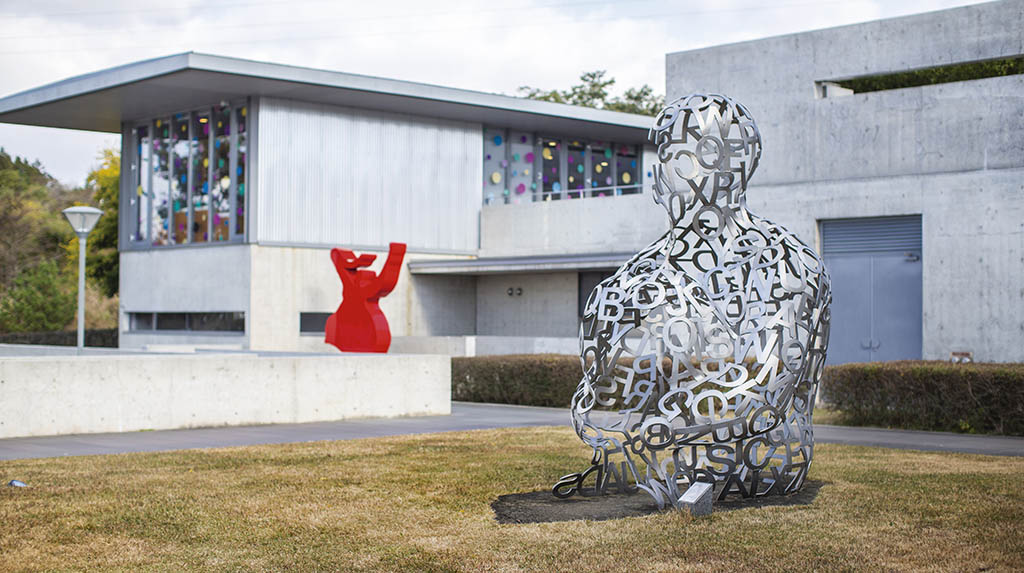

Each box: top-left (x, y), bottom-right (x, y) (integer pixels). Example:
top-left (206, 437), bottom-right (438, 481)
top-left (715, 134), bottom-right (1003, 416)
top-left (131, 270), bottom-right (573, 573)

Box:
top-left (452, 354), bottom-right (581, 408)
top-left (821, 361), bottom-right (1024, 435)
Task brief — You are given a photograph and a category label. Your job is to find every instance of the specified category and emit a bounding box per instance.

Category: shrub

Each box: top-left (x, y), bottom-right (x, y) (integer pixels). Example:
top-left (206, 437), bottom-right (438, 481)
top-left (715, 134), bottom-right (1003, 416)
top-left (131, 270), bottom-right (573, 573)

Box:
top-left (821, 361), bottom-right (1024, 436)
top-left (0, 328), bottom-right (118, 347)
top-left (452, 354), bottom-right (581, 408)
top-left (0, 260), bottom-right (75, 332)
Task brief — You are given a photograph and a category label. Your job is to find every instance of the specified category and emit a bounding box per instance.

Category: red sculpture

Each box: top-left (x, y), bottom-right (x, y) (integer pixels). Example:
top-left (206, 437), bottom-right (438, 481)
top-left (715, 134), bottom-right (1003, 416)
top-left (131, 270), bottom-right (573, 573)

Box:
top-left (325, 242), bottom-right (407, 353)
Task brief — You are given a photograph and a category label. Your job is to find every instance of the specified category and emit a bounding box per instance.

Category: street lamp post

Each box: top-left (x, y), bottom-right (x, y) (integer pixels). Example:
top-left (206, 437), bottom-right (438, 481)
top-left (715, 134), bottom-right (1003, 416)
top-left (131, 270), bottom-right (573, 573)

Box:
top-left (61, 206), bottom-right (103, 350)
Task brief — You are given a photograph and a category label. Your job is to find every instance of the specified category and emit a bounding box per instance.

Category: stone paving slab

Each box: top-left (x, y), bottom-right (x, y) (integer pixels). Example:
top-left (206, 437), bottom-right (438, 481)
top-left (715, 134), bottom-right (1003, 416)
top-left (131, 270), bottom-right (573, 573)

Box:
top-left (1, 402), bottom-right (1021, 461)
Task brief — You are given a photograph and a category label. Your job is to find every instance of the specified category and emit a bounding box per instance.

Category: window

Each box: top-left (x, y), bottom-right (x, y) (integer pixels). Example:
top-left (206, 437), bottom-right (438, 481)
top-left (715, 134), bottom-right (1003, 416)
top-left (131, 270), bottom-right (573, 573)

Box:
top-left (129, 312), bottom-right (245, 333)
top-left (482, 128), bottom-right (643, 205)
top-left (816, 56), bottom-right (1024, 97)
top-left (299, 312), bottom-right (331, 334)
top-left (129, 100), bottom-right (248, 246)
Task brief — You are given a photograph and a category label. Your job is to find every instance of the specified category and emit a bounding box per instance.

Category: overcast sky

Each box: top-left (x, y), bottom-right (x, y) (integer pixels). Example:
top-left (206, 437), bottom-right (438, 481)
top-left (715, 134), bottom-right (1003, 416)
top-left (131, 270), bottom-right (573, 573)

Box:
top-left (0, 0), bottom-right (988, 186)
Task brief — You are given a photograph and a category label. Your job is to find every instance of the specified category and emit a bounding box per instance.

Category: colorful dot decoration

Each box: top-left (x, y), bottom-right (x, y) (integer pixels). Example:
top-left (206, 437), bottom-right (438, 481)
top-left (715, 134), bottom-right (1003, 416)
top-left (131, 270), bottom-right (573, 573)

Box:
top-left (520, 135), bottom-right (527, 143)
top-left (604, 148), bottom-right (612, 159)
top-left (493, 135), bottom-right (503, 146)
top-left (542, 148), bottom-right (553, 161)
top-left (595, 164), bottom-right (603, 174)
top-left (576, 164), bottom-right (584, 174)
top-left (513, 153), bottom-right (520, 162)
top-left (515, 183), bottom-right (526, 194)
top-left (525, 152), bottom-right (535, 163)
top-left (552, 182), bottom-right (562, 192)
top-left (622, 172), bottom-right (632, 184)
top-left (491, 171), bottom-right (502, 184)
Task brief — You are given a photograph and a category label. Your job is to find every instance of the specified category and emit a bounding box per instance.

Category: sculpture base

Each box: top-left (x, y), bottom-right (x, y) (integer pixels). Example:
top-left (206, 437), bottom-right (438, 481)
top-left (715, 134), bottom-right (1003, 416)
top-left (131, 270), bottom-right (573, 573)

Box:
top-left (491, 481), bottom-right (824, 524)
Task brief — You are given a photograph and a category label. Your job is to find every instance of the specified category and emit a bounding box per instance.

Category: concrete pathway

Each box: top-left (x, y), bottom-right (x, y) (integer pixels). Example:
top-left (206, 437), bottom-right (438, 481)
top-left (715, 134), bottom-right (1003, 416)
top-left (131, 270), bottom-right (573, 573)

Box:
top-left (1, 402), bottom-right (1022, 461)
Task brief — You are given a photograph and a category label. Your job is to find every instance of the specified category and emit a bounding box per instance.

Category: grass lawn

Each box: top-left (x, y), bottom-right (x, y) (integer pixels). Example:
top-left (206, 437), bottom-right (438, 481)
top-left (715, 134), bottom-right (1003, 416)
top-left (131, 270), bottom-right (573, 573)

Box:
top-left (2, 426), bottom-right (1022, 572)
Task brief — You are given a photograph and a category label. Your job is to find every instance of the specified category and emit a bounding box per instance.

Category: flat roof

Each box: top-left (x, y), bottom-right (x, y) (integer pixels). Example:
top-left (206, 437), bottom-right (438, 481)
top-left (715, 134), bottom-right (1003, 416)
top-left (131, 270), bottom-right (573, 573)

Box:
top-left (0, 52), bottom-right (653, 142)
top-left (407, 252), bottom-right (631, 275)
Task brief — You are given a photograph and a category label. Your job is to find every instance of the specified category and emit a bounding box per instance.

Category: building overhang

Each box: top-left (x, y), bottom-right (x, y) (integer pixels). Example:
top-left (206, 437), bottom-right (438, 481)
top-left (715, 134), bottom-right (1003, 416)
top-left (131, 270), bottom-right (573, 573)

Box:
top-left (0, 52), bottom-right (653, 143)
top-left (407, 252), bottom-right (631, 275)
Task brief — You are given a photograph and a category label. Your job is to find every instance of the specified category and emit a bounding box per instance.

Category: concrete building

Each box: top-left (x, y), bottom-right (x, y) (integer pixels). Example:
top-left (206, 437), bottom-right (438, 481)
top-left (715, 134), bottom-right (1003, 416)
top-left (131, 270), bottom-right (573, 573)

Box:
top-left (663, 0), bottom-right (1024, 363)
top-left (0, 53), bottom-right (659, 355)
top-left (0, 0), bottom-right (1020, 363)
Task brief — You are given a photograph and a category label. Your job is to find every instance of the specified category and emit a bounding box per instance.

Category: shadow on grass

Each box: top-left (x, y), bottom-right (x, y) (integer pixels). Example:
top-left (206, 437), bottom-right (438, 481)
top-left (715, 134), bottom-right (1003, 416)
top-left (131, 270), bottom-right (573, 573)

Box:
top-left (492, 480), bottom-right (826, 524)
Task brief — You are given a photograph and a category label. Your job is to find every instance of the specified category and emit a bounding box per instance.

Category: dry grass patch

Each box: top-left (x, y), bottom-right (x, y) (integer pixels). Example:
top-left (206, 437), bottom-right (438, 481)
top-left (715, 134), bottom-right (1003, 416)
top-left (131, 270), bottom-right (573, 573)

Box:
top-left (1, 426), bottom-right (1022, 572)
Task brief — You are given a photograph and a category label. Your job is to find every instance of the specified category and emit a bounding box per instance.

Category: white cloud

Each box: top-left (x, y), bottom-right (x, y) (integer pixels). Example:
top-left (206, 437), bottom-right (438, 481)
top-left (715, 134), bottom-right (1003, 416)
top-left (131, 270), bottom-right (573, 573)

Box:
top-left (0, 0), bottom-right (989, 185)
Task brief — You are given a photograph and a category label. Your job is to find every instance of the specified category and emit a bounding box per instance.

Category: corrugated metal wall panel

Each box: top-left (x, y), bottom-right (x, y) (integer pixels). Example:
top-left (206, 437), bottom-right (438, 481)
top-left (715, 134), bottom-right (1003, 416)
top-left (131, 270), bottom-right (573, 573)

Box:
top-left (821, 215), bottom-right (922, 255)
top-left (257, 97), bottom-right (482, 252)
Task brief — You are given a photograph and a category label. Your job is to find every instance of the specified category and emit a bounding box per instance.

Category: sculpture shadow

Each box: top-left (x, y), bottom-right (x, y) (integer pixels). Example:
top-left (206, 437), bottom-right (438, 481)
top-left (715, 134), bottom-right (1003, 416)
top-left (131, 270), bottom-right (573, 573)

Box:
top-left (491, 480), bottom-right (826, 524)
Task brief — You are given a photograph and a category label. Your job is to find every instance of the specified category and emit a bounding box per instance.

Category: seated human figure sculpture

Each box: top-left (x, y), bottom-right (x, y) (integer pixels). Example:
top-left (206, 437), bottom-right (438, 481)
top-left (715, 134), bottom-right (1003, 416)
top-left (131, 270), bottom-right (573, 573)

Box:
top-left (555, 94), bottom-right (831, 509)
top-left (325, 242), bottom-right (407, 353)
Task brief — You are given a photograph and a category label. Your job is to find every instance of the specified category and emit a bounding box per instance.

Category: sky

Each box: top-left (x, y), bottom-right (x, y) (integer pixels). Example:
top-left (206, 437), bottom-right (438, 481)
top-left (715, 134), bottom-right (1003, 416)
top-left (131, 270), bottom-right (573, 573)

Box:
top-left (0, 0), bottom-right (990, 187)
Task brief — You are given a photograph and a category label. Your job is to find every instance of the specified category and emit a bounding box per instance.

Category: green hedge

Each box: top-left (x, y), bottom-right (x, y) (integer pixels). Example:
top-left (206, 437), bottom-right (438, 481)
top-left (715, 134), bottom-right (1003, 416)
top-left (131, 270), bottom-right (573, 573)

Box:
top-left (453, 355), bottom-right (1024, 436)
top-left (821, 361), bottom-right (1024, 435)
top-left (452, 354), bottom-right (581, 408)
top-left (0, 329), bottom-right (118, 348)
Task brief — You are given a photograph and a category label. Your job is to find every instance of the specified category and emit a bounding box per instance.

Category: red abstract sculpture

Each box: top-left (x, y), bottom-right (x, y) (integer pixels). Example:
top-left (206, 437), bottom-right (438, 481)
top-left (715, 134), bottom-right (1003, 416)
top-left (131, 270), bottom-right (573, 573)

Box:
top-left (325, 242), bottom-right (407, 353)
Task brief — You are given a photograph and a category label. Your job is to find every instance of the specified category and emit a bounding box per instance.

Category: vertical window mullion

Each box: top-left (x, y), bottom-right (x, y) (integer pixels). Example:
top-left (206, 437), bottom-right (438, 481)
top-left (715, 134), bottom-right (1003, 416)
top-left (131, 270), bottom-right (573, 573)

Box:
top-left (187, 112), bottom-right (194, 244)
top-left (207, 106), bottom-right (215, 243)
top-left (147, 124), bottom-right (153, 244)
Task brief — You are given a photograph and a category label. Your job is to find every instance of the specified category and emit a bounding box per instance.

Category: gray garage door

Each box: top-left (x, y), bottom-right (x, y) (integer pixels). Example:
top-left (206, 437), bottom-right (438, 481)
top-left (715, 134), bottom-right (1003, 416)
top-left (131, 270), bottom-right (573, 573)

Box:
top-left (821, 215), bottom-right (922, 364)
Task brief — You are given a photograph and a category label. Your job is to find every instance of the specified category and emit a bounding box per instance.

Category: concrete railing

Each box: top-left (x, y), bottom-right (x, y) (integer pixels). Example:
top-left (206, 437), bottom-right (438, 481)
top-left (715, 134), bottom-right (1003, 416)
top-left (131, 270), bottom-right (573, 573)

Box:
top-left (0, 352), bottom-right (450, 439)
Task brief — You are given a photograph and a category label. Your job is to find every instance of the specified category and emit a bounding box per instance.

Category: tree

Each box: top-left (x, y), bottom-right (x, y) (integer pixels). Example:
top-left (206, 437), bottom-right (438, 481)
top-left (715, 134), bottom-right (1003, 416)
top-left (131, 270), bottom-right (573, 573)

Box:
top-left (0, 260), bottom-right (76, 332)
top-left (0, 149), bottom-right (74, 289)
top-left (85, 149), bottom-right (120, 297)
top-left (518, 70), bottom-right (664, 116)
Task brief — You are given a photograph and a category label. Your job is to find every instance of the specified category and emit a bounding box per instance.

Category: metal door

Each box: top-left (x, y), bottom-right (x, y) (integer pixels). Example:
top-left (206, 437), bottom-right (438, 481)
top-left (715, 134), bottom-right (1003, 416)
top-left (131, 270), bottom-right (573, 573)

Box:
top-left (821, 216), bottom-right (922, 364)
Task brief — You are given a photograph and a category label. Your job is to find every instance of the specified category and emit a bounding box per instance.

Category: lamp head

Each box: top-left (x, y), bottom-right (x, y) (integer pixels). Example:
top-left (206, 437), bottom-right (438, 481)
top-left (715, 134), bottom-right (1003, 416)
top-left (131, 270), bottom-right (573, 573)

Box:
top-left (62, 206), bottom-right (103, 236)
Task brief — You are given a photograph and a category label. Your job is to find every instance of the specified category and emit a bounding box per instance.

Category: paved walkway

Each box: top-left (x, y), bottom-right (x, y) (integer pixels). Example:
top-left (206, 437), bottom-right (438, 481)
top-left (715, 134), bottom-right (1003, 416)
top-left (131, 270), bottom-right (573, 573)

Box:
top-left (1, 402), bottom-right (1022, 461)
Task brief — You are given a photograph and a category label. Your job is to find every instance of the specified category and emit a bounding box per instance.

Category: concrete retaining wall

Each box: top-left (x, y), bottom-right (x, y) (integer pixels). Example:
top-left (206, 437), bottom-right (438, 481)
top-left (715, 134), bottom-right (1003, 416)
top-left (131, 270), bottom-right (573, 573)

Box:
top-left (0, 353), bottom-right (450, 439)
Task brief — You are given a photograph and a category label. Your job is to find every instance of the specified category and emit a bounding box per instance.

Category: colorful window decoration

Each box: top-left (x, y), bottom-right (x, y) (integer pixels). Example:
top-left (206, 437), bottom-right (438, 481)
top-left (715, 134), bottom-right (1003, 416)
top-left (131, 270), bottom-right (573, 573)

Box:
top-left (130, 100), bottom-right (248, 247)
top-left (132, 125), bottom-right (150, 242)
top-left (482, 128), bottom-right (643, 205)
top-left (171, 114), bottom-right (190, 244)
top-left (212, 104), bottom-right (232, 242)
top-left (235, 106), bottom-right (247, 235)
top-left (191, 111), bottom-right (210, 243)
top-left (616, 144), bottom-right (641, 196)
top-left (151, 118), bottom-right (172, 245)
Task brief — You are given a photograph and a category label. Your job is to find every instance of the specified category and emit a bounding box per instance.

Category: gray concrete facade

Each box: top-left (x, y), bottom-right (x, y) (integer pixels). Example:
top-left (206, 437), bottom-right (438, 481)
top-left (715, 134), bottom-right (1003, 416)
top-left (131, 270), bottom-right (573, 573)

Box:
top-left (660, 0), bottom-right (1024, 362)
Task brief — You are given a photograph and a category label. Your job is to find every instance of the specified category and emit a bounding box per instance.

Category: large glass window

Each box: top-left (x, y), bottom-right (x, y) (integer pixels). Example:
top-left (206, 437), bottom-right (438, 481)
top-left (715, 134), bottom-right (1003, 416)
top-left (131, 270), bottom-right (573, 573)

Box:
top-left (482, 129), bottom-right (642, 205)
top-left (129, 100), bottom-right (248, 247)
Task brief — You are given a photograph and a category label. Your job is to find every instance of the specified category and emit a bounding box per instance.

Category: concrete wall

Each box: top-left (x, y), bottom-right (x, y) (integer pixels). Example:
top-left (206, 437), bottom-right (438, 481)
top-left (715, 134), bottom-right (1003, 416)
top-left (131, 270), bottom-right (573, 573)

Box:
top-left (390, 335), bottom-right (578, 356)
top-left (0, 353), bottom-right (450, 438)
top-left (476, 272), bottom-right (578, 337)
top-left (248, 245), bottom-right (476, 351)
top-left (119, 245), bottom-right (252, 349)
top-left (256, 97), bottom-right (482, 253)
top-left (749, 167), bottom-right (1024, 363)
top-left (657, 1), bottom-right (1024, 362)
top-left (663, 0), bottom-right (1023, 183)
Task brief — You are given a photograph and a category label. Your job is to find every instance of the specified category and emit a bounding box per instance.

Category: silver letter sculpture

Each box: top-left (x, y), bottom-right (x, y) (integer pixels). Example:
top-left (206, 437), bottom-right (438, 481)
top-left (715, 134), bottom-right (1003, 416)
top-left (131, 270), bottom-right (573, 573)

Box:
top-left (554, 94), bottom-right (831, 509)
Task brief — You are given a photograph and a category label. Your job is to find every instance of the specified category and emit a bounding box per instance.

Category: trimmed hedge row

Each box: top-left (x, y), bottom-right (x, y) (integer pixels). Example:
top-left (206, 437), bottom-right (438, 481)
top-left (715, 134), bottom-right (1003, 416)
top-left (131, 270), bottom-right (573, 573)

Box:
top-left (452, 355), bottom-right (1024, 436)
top-left (821, 361), bottom-right (1024, 436)
top-left (0, 329), bottom-right (118, 348)
top-left (452, 354), bottom-right (581, 408)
